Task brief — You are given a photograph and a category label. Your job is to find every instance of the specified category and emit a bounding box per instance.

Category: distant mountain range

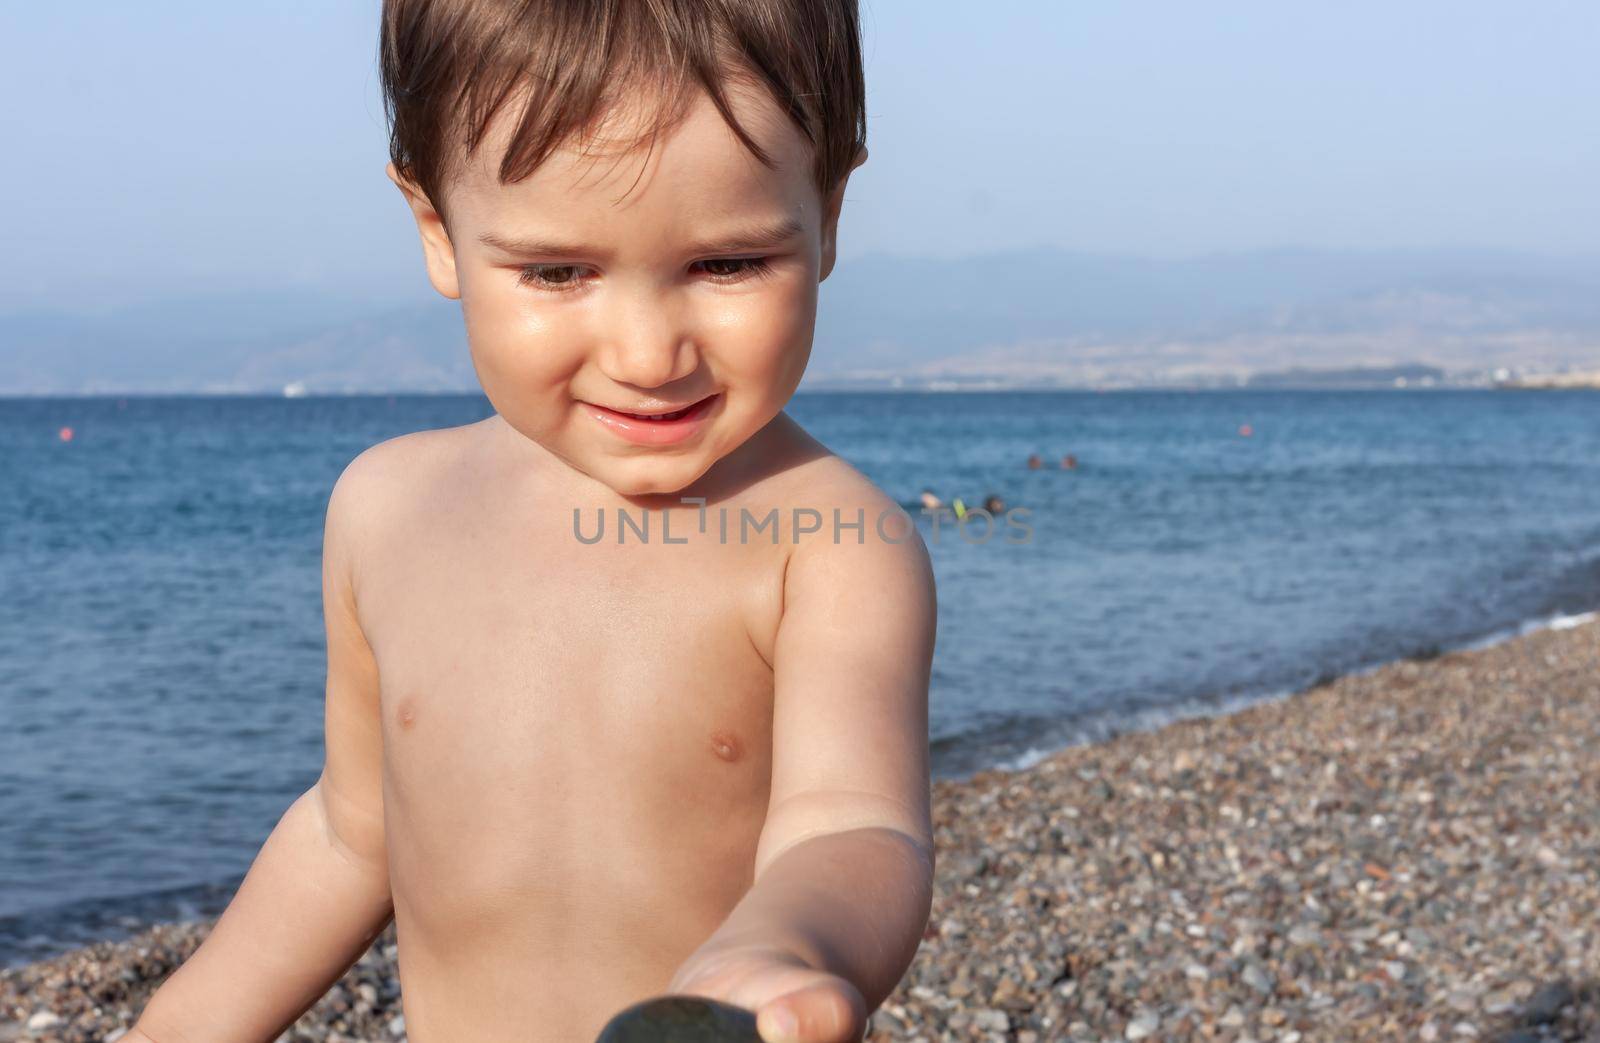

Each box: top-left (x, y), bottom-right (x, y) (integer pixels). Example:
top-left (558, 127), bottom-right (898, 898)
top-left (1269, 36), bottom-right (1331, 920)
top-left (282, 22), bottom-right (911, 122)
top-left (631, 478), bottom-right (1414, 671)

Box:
top-left (3, 248), bottom-right (1598, 394)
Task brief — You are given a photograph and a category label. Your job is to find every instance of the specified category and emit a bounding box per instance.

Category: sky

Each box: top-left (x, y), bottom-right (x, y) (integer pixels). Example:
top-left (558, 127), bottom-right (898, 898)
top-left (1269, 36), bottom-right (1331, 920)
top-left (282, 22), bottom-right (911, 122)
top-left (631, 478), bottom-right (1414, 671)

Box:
top-left (2, 0), bottom-right (1597, 313)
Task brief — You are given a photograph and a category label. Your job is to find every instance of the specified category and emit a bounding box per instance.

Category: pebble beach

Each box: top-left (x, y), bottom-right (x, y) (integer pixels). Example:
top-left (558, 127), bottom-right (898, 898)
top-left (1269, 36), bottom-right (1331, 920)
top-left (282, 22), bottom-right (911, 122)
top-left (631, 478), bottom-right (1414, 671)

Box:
top-left (4, 617), bottom-right (1597, 1042)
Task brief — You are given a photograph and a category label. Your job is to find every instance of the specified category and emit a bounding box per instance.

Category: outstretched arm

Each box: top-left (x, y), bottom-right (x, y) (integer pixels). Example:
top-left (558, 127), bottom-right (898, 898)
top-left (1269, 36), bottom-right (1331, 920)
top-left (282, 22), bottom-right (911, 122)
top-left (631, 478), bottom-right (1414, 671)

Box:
top-left (668, 495), bottom-right (938, 1043)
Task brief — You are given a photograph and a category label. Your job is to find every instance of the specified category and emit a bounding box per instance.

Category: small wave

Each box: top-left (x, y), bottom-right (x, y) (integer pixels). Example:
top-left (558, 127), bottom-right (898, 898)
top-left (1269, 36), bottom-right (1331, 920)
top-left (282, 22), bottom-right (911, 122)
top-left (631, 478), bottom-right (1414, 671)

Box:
top-left (1457, 607), bottom-right (1600, 651)
top-left (1547, 610), bottom-right (1598, 632)
top-left (986, 683), bottom-right (1300, 775)
top-left (0, 876), bottom-right (241, 969)
top-left (985, 603), bottom-right (1599, 778)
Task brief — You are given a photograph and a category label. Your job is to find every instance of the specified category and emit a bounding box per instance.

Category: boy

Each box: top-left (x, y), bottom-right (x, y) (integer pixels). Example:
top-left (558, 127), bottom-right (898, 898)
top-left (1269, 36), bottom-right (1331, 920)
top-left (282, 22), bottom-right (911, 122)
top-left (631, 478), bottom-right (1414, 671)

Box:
top-left (126, 1), bottom-right (937, 1041)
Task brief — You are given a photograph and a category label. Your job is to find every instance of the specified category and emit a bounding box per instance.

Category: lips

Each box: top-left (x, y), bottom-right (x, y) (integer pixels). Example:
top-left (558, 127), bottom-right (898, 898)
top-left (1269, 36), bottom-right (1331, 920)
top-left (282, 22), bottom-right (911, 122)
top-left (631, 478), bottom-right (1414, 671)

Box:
top-left (614, 401), bottom-right (703, 421)
top-left (593, 394), bottom-right (716, 423)
top-left (583, 393), bottom-right (720, 446)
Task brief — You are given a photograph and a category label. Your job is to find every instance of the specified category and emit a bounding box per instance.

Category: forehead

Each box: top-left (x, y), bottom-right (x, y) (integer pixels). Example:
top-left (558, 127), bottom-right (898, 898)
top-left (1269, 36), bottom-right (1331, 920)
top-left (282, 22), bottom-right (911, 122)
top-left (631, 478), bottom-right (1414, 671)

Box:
top-left (447, 77), bottom-right (819, 235)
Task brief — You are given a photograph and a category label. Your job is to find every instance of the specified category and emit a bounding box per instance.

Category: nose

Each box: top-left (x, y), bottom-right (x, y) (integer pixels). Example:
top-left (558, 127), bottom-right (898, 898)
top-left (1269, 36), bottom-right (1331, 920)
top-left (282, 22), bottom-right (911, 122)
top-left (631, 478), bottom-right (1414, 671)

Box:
top-left (595, 289), bottom-right (701, 390)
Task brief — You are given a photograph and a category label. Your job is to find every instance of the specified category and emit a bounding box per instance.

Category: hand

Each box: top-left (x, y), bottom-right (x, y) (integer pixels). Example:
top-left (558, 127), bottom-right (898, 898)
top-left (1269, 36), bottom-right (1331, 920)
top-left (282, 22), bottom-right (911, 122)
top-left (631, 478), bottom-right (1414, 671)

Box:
top-left (665, 940), bottom-right (868, 1043)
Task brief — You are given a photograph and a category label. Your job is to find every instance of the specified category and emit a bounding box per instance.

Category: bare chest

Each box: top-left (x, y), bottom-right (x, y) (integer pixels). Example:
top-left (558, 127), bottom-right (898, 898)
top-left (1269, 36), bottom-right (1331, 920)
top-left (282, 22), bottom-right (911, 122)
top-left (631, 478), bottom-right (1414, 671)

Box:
top-left (361, 503), bottom-right (786, 941)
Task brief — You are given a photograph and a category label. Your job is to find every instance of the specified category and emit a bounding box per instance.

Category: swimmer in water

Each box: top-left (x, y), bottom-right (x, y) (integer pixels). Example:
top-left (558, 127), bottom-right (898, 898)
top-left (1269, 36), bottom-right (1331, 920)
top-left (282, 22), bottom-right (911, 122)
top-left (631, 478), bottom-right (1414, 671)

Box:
top-left (983, 494), bottom-right (1004, 514)
top-left (919, 488), bottom-right (943, 511)
top-left (1027, 454), bottom-right (1042, 470)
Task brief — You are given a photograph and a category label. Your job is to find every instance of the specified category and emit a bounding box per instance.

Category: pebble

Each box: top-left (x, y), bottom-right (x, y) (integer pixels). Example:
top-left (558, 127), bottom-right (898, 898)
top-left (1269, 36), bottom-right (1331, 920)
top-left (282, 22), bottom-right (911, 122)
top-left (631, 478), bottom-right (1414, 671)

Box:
top-left (1523, 981), bottom-right (1574, 1024)
top-left (1241, 963), bottom-right (1274, 995)
top-left (1123, 1008), bottom-right (1158, 1039)
top-left (594, 995), bottom-right (760, 1042)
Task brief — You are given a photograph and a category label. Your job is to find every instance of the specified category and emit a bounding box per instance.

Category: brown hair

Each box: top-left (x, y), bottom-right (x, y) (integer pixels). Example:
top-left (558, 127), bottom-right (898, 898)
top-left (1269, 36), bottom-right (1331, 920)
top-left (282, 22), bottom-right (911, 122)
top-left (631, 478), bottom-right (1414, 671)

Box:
top-left (378, 0), bottom-right (866, 228)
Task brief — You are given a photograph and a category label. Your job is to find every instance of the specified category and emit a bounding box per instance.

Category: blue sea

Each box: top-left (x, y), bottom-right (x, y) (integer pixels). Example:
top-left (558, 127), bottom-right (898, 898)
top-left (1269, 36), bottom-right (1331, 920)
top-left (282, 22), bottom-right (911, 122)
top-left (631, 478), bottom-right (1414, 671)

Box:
top-left (2, 389), bottom-right (1599, 967)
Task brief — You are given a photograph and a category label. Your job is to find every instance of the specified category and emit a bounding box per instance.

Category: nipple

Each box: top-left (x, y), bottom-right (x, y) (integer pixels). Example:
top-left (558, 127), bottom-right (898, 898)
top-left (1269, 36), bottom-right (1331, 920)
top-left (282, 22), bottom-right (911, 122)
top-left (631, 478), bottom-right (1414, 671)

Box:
top-left (709, 730), bottom-right (742, 763)
top-left (396, 698), bottom-right (419, 730)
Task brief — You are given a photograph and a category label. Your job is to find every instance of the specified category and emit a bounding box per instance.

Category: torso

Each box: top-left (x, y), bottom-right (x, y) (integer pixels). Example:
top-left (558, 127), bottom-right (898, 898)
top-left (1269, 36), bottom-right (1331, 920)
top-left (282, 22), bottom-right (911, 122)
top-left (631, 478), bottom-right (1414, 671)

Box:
top-left (354, 413), bottom-right (832, 1041)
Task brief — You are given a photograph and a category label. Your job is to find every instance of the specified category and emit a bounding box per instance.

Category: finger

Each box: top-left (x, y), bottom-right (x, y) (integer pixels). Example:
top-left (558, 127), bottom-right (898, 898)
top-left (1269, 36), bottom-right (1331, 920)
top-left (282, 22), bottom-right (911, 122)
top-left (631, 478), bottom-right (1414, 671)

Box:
top-left (755, 980), bottom-right (866, 1043)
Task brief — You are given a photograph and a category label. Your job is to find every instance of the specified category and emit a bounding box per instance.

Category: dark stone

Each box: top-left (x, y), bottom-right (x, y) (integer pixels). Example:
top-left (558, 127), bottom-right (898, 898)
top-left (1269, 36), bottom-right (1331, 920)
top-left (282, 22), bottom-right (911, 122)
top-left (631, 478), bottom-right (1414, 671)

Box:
top-left (595, 995), bottom-right (761, 1042)
top-left (1521, 981), bottom-right (1574, 1025)
top-left (1495, 1032), bottom-right (1541, 1043)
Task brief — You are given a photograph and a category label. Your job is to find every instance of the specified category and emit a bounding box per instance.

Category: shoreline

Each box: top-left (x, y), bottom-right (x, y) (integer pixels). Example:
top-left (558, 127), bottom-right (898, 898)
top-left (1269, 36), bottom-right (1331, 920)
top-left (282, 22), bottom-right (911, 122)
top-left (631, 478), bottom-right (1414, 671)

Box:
top-left (4, 617), bottom-right (1599, 1040)
top-left (971, 606), bottom-right (1600, 783)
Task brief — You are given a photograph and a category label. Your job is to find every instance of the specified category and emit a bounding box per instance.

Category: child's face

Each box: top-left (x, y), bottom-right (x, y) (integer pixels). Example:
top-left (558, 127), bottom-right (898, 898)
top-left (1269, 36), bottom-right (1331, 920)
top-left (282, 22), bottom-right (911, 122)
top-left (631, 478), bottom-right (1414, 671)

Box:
top-left (389, 77), bottom-right (863, 499)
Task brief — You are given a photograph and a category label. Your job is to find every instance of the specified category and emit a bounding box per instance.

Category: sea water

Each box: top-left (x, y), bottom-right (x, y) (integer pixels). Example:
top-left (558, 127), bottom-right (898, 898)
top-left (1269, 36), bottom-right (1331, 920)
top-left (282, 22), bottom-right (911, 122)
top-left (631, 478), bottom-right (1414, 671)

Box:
top-left (2, 389), bottom-right (1598, 964)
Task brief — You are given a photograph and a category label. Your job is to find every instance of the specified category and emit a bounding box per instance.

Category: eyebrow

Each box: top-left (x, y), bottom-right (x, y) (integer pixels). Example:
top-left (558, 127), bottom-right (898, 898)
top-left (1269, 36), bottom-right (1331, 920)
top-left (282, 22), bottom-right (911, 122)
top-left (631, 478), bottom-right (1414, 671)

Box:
top-left (477, 216), bottom-right (806, 258)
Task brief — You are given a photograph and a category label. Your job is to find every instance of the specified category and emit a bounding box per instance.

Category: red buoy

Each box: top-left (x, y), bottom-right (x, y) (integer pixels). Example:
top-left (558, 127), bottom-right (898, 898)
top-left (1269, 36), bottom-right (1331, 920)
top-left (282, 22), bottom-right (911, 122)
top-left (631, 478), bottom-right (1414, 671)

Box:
top-left (1238, 424), bottom-right (1253, 437)
top-left (59, 426), bottom-right (74, 442)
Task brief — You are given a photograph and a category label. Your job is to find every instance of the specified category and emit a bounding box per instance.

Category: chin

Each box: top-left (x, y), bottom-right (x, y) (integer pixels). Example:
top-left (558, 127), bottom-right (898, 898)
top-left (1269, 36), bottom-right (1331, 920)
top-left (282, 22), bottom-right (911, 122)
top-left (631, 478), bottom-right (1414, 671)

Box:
top-left (604, 457), bottom-right (710, 499)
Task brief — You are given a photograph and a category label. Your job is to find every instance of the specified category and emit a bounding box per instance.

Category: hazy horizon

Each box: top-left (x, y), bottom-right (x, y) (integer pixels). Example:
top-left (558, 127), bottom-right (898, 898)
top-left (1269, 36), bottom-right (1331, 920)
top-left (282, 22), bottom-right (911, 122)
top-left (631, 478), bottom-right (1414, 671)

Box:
top-left (3, 1), bottom-right (1597, 316)
top-left (5, 245), bottom-right (1598, 394)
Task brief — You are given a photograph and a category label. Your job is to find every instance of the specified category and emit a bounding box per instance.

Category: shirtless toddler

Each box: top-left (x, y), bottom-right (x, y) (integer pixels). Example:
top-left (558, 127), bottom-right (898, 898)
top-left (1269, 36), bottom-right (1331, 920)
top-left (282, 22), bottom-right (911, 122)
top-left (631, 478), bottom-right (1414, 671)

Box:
top-left (127, 2), bottom-right (937, 1041)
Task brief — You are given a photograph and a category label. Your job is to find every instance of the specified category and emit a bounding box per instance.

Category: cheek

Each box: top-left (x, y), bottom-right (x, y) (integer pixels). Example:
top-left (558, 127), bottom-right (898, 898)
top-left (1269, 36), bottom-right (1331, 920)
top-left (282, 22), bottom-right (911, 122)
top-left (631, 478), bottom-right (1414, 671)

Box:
top-left (460, 277), bottom-right (581, 392)
top-left (710, 276), bottom-right (817, 390)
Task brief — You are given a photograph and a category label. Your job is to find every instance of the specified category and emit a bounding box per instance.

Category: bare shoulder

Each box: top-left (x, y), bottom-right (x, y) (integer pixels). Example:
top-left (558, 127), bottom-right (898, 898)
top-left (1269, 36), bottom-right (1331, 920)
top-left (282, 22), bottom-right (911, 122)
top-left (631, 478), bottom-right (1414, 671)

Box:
top-left (322, 421), bottom-right (484, 583)
top-left (778, 448), bottom-right (895, 513)
top-left (327, 421), bottom-right (485, 519)
top-left (773, 448), bottom-right (936, 615)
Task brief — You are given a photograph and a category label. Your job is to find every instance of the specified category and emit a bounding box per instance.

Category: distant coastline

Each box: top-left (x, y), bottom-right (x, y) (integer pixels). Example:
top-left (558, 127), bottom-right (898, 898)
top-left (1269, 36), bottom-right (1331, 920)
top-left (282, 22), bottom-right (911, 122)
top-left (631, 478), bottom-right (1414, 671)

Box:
top-left (5, 247), bottom-right (1600, 397)
top-left (1495, 370), bottom-right (1600, 390)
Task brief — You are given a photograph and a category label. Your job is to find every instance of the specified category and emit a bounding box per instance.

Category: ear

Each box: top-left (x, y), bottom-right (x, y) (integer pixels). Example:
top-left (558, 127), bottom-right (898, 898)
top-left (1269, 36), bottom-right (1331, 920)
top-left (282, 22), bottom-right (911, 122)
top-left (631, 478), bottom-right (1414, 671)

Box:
top-left (818, 144), bottom-right (867, 284)
top-left (386, 162), bottom-right (461, 300)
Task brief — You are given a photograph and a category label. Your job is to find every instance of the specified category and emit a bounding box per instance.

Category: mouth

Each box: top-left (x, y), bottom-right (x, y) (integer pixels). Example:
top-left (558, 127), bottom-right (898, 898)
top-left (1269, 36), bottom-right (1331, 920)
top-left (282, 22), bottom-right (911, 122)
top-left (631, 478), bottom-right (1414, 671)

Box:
top-left (583, 392), bottom-right (721, 446)
top-left (603, 397), bottom-right (715, 422)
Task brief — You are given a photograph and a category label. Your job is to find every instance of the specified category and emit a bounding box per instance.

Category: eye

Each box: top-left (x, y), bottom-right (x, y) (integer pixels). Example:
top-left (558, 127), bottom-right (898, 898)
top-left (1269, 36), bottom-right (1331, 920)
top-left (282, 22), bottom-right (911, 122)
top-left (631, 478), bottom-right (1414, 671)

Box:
top-left (517, 264), bottom-right (588, 291)
top-left (696, 257), bottom-right (775, 284)
top-left (514, 257), bottom-right (777, 293)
